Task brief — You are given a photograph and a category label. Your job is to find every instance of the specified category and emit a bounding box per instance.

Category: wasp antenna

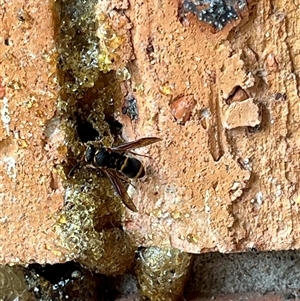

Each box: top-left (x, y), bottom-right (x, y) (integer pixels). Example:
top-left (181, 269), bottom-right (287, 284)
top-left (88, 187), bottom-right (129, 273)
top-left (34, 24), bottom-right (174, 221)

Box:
top-left (68, 160), bottom-right (82, 178)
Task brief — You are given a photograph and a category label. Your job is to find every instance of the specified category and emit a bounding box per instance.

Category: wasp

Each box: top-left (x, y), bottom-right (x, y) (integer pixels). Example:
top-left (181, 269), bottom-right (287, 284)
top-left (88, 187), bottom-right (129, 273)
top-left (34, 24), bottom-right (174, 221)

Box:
top-left (69, 137), bottom-right (162, 212)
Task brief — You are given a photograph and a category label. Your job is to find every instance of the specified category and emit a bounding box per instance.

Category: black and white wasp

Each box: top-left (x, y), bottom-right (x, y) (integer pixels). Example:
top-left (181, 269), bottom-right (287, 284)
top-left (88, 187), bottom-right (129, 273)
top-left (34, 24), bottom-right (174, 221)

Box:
top-left (69, 137), bottom-right (162, 212)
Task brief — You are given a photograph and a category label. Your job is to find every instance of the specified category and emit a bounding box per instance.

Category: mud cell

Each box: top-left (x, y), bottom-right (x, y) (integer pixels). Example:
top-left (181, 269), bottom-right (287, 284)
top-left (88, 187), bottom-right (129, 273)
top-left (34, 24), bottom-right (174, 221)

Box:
top-left (182, 0), bottom-right (246, 30)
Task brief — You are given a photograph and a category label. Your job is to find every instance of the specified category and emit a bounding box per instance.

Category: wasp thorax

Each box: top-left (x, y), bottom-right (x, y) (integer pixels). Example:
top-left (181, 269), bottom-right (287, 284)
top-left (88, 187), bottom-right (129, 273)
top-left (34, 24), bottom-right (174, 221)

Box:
top-left (95, 148), bottom-right (110, 167)
top-left (85, 145), bottom-right (96, 163)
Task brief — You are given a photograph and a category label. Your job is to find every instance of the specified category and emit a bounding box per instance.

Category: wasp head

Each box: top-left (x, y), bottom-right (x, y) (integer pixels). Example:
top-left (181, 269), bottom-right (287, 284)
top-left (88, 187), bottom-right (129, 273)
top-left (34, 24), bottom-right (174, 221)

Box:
top-left (85, 145), bottom-right (96, 163)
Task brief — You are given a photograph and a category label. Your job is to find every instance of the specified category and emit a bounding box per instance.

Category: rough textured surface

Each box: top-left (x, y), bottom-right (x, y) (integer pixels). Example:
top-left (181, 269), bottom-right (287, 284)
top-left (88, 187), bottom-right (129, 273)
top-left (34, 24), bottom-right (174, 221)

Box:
top-left (189, 250), bottom-right (300, 295)
top-left (187, 293), bottom-right (292, 301)
top-left (0, 0), bottom-right (136, 273)
top-left (0, 0), bottom-right (65, 264)
top-left (0, 0), bottom-right (300, 290)
top-left (2, 250), bottom-right (300, 300)
top-left (222, 98), bottom-right (261, 129)
top-left (120, 0), bottom-right (300, 254)
top-left (135, 247), bottom-right (193, 300)
top-left (0, 265), bottom-right (33, 300)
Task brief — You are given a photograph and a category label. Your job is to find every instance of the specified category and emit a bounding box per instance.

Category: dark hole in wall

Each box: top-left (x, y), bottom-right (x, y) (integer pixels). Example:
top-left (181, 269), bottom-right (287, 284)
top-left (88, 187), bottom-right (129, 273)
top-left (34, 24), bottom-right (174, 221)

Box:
top-left (75, 113), bottom-right (122, 145)
top-left (28, 261), bottom-right (82, 284)
top-left (26, 261), bottom-right (119, 301)
top-left (75, 114), bottom-right (100, 143)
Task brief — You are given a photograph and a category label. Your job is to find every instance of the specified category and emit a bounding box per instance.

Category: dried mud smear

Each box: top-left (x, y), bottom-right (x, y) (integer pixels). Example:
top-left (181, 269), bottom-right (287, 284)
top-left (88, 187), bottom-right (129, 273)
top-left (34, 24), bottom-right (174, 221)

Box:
top-left (53, 0), bottom-right (137, 274)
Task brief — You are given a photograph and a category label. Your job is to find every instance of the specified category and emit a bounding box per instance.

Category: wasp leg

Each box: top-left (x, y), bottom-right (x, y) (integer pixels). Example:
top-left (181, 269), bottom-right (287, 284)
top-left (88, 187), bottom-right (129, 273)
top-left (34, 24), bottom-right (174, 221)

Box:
top-left (114, 171), bottom-right (137, 189)
top-left (68, 161), bottom-right (82, 178)
top-left (127, 150), bottom-right (152, 158)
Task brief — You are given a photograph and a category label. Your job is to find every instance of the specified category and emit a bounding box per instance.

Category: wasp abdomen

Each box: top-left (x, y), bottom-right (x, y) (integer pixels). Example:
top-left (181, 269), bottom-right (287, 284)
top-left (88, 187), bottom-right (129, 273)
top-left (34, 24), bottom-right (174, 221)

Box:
top-left (94, 149), bottom-right (145, 178)
top-left (120, 157), bottom-right (145, 178)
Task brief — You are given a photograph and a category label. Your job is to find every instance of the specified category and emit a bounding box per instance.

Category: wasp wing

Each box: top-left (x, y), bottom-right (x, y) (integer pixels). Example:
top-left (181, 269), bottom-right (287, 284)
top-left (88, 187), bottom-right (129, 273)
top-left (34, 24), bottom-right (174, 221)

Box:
top-left (103, 168), bottom-right (138, 212)
top-left (111, 137), bottom-right (162, 152)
